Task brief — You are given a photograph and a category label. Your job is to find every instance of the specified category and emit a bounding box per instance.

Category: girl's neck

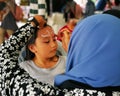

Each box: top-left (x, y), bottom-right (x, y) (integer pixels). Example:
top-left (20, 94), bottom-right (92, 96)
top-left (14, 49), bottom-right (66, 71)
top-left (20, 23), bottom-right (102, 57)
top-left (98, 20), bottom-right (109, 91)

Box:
top-left (32, 55), bottom-right (59, 69)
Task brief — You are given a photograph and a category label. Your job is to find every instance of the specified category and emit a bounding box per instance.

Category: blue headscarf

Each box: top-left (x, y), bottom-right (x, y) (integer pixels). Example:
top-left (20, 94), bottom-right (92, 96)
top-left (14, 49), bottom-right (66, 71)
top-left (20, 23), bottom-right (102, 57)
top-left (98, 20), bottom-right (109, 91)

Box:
top-left (55, 14), bottom-right (120, 87)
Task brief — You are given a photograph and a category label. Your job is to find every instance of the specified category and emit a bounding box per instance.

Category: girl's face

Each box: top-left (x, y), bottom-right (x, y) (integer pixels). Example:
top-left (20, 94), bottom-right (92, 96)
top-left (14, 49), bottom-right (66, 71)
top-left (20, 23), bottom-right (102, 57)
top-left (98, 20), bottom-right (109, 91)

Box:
top-left (29, 26), bottom-right (58, 59)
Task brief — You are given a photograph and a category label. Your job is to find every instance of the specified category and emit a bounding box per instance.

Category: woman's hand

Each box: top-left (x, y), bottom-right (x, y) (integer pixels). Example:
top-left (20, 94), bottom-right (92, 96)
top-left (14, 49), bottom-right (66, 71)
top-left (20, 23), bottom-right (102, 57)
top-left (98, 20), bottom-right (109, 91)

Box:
top-left (62, 31), bottom-right (71, 52)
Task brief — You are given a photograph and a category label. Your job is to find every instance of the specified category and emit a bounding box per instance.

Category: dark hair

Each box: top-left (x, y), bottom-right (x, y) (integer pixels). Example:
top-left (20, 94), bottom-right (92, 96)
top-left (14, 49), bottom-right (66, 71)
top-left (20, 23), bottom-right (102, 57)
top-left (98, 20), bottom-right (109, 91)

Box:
top-left (64, 1), bottom-right (76, 22)
top-left (0, 2), bottom-right (6, 11)
top-left (25, 24), bottom-right (49, 60)
top-left (25, 28), bottom-right (38, 60)
top-left (103, 9), bottom-right (120, 19)
top-left (114, 0), bottom-right (120, 6)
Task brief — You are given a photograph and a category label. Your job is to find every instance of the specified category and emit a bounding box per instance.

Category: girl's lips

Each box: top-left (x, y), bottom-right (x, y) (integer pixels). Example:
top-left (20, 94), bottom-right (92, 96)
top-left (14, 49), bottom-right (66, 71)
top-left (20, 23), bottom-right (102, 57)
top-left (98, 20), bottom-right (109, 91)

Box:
top-left (51, 48), bottom-right (57, 52)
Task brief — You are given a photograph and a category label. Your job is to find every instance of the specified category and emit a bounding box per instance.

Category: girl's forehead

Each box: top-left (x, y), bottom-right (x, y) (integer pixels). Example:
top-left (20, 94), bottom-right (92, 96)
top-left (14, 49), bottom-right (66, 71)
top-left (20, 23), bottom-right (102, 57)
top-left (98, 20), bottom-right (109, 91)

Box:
top-left (38, 26), bottom-right (55, 37)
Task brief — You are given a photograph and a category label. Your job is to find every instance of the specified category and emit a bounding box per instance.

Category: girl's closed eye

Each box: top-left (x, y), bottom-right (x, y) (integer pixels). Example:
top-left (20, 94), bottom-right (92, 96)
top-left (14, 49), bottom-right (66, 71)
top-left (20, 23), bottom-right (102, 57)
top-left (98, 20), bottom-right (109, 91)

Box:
top-left (44, 40), bottom-right (50, 43)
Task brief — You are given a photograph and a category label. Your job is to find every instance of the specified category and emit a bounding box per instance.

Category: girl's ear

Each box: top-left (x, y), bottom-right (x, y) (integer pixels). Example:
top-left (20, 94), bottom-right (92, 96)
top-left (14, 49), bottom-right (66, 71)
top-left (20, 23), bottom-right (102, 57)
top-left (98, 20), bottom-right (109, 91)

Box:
top-left (28, 44), bottom-right (36, 53)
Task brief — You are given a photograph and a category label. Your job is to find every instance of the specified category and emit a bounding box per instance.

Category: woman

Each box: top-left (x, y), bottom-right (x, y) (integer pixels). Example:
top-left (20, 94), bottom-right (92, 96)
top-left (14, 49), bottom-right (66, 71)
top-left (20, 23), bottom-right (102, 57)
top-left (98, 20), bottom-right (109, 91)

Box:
top-left (55, 14), bottom-right (120, 94)
top-left (1, 14), bottom-right (120, 95)
top-left (103, 9), bottom-right (120, 19)
top-left (29, 0), bottom-right (47, 20)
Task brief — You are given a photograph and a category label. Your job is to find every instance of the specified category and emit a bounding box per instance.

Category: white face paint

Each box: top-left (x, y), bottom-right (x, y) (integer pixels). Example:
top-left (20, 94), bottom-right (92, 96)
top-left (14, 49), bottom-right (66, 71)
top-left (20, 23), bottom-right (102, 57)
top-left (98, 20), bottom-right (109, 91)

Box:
top-left (41, 30), bottom-right (52, 37)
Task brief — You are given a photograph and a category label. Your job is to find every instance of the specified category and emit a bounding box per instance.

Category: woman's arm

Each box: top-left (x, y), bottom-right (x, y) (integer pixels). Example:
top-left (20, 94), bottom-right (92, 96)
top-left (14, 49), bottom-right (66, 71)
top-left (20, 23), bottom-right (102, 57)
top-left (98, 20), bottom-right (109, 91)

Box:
top-left (0, 21), bottom-right (36, 95)
top-left (0, 23), bottom-right (35, 62)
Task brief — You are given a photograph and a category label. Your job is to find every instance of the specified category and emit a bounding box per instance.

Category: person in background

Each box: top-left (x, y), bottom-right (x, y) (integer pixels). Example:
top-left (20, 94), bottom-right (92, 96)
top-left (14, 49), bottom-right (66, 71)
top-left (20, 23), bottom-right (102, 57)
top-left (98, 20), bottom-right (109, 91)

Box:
top-left (105, 0), bottom-right (113, 10)
top-left (0, 0), bottom-right (18, 44)
top-left (19, 24), bottom-right (66, 86)
top-left (29, 0), bottom-right (47, 20)
top-left (95, 0), bottom-right (113, 11)
top-left (95, 0), bottom-right (107, 10)
top-left (0, 1), bottom-right (6, 21)
top-left (63, 0), bottom-right (83, 22)
top-left (45, 0), bottom-right (67, 16)
top-left (112, 0), bottom-right (120, 10)
top-left (1, 14), bottom-right (120, 95)
top-left (103, 9), bottom-right (120, 19)
top-left (84, 0), bottom-right (95, 17)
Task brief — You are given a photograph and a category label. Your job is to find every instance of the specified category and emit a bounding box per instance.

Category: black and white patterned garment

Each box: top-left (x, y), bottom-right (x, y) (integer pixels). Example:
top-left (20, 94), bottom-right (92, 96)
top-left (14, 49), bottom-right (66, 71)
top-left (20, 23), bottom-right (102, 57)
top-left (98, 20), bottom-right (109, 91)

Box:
top-left (0, 23), bottom-right (119, 96)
